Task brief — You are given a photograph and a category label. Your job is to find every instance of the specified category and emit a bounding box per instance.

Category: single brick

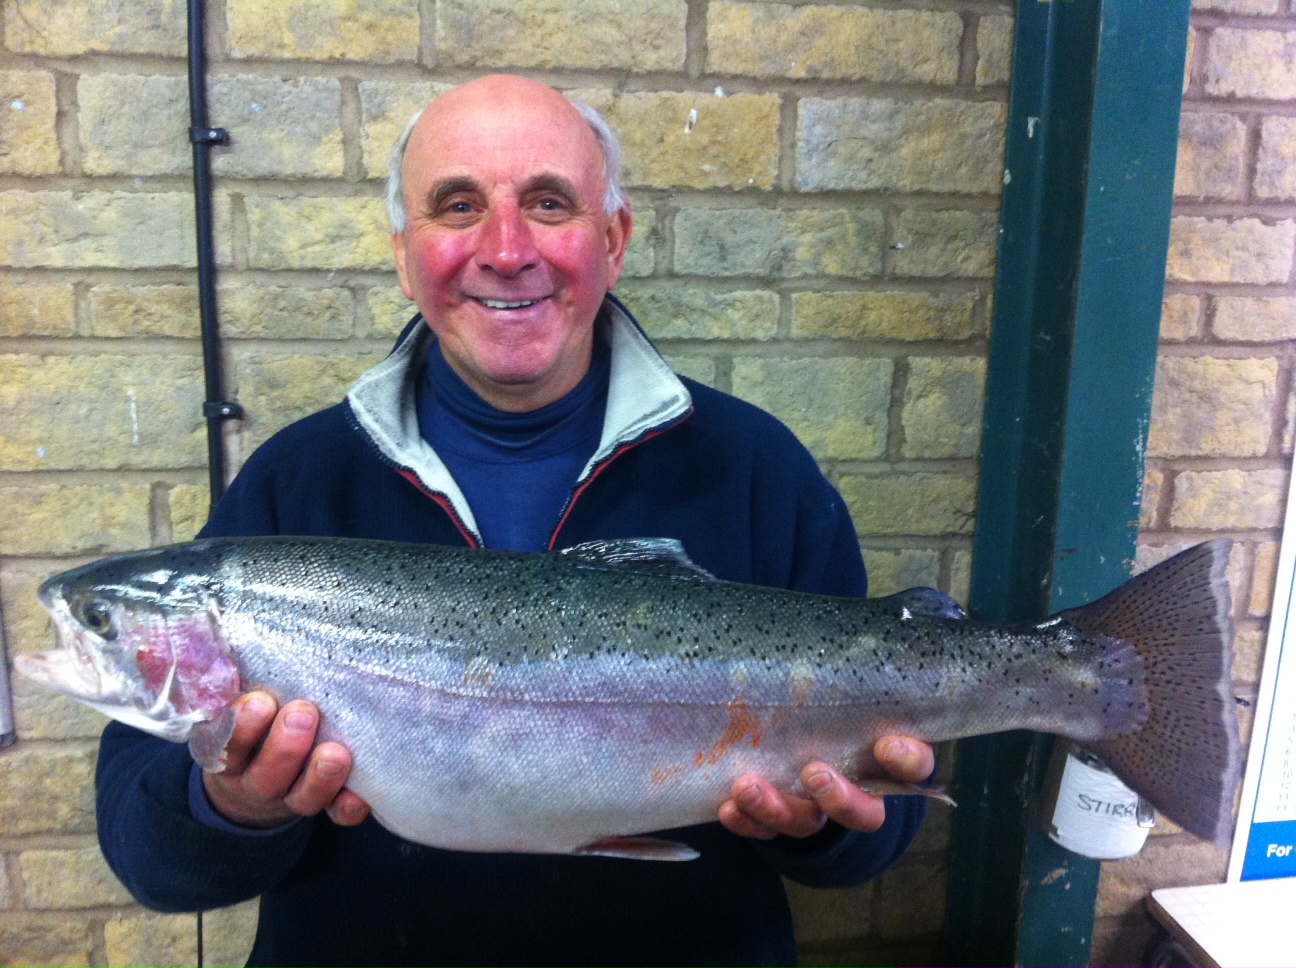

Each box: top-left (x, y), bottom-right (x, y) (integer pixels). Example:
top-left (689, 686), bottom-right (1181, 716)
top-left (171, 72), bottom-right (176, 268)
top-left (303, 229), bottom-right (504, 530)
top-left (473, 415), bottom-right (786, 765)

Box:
top-left (0, 191), bottom-right (225, 269)
top-left (902, 357), bottom-right (987, 459)
top-left (1169, 469), bottom-right (1288, 530)
top-left (785, 880), bottom-right (874, 942)
top-left (227, 0), bottom-right (419, 62)
top-left (1232, 626), bottom-right (1266, 683)
top-left (706, 3), bottom-right (961, 84)
top-left (0, 354), bottom-right (207, 470)
top-left (893, 210), bottom-right (999, 278)
top-left (861, 548), bottom-right (940, 598)
top-left (615, 286), bottom-right (778, 340)
top-left (1, 565), bottom-right (58, 657)
top-left (169, 485), bottom-right (210, 543)
top-left (1286, 387), bottom-right (1296, 454)
top-left (0, 484), bottom-right (152, 554)
top-left (0, 746), bottom-right (97, 836)
top-left (791, 291), bottom-right (979, 341)
top-left (674, 208), bottom-right (884, 278)
top-left (1166, 217), bottom-right (1295, 284)
top-left (209, 76), bottom-right (345, 178)
top-left (1255, 116), bottom-right (1296, 201)
top-left (1173, 112), bottom-right (1246, 200)
top-left (4, 0), bottom-right (186, 56)
top-left (361, 285), bottom-right (418, 339)
top-left (221, 285), bottom-right (352, 339)
top-left (1205, 28), bottom-right (1296, 100)
top-left (79, 74), bottom-right (188, 176)
top-left (877, 864), bottom-right (948, 938)
top-left (105, 911), bottom-right (197, 968)
top-left (359, 81), bottom-right (452, 179)
top-left (622, 209), bottom-right (656, 278)
top-left (0, 916), bottom-right (92, 968)
top-left (1213, 296), bottom-right (1296, 342)
top-left (437, 0), bottom-right (686, 72)
top-left (0, 71), bottom-right (59, 174)
top-left (246, 196), bottom-right (392, 270)
top-left (976, 15), bottom-right (1015, 87)
top-left (839, 472), bottom-right (978, 537)
top-left (1095, 840), bottom-right (1226, 918)
top-left (567, 90), bottom-right (779, 190)
top-left (13, 679), bottom-right (107, 742)
top-left (0, 283), bottom-right (75, 336)
top-left (797, 98), bottom-right (1007, 194)
top-left (1140, 469), bottom-right (1163, 530)
top-left (662, 355), bottom-right (717, 387)
top-left (234, 351), bottom-right (386, 450)
top-left (1147, 357), bottom-right (1277, 458)
top-left (1159, 294), bottom-right (1202, 342)
top-left (731, 357), bottom-right (891, 460)
top-left (950, 549), bottom-right (972, 604)
top-left (87, 285), bottom-right (198, 338)
top-left (203, 900), bottom-right (261, 968)
top-left (1249, 541), bottom-right (1279, 617)
top-left (21, 848), bottom-right (134, 910)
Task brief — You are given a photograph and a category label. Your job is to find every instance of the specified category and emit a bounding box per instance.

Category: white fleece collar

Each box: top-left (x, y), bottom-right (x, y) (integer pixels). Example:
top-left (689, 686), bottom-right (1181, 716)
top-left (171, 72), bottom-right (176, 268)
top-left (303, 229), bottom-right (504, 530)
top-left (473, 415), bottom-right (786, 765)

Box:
top-left (346, 297), bottom-right (693, 545)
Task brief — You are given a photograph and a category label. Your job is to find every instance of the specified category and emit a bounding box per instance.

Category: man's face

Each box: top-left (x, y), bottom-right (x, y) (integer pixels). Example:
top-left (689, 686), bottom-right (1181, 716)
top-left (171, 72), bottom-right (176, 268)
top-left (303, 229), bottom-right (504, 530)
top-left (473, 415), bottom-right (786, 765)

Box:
top-left (392, 77), bottom-right (632, 413)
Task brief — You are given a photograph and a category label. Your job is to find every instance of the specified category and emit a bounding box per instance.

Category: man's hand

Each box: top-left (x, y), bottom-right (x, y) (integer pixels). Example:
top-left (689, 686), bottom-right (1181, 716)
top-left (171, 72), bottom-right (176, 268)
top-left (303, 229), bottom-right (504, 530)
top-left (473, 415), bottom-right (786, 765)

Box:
top-left (717, 735), bottom-right (935, 840)
top-left (201, 691), bottom-right (371, 830)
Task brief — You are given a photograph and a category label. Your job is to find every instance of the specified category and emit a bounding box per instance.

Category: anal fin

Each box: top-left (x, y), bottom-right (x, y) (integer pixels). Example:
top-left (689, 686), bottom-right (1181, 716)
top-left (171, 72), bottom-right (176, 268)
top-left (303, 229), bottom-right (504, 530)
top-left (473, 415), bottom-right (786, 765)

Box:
top-left (188, 706), bottom-right (237, 773)
top-left (572, 836), bottom-right (700, 861)
top-left (855, 778), bottom-right (957, 806)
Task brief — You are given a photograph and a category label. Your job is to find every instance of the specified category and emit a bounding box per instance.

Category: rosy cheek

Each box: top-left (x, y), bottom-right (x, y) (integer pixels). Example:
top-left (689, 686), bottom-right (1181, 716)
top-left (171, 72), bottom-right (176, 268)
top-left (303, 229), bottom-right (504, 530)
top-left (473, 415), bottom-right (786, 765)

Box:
top-left (136, 626), bottom-right (176, 695)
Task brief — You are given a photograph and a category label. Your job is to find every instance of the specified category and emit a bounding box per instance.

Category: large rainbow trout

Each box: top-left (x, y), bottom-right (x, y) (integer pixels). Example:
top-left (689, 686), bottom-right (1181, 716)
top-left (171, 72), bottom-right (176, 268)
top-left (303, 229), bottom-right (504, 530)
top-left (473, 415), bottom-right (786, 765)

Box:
top-left (17, 536), bottom-right (1241, 856)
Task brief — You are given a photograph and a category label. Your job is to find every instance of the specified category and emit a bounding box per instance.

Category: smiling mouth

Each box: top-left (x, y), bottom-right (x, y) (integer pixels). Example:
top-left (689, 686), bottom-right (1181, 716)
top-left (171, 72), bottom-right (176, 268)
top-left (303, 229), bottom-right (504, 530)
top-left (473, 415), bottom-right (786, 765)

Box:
top-left (478, 298), bottom-right (545, 310)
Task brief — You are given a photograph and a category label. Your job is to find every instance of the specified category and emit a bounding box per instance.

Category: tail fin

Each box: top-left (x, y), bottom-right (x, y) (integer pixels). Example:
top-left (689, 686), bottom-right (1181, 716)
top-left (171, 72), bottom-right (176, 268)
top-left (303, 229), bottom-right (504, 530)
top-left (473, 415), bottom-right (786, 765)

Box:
top-left (1060, 540), bottom-right (1241, 848)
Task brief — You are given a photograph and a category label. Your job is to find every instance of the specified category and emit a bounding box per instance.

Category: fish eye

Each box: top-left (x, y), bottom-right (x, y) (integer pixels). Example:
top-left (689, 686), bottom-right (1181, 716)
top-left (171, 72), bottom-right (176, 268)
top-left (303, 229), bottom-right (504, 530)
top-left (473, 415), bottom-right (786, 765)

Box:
top-left (82, 602), bottom-right (116, 640)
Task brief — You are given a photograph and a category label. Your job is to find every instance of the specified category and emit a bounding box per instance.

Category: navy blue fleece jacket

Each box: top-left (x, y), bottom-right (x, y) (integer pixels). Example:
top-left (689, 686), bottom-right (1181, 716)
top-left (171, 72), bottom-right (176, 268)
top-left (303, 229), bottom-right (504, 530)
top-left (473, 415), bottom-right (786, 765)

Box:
top-left (95, 302), bottom-right (924, 966)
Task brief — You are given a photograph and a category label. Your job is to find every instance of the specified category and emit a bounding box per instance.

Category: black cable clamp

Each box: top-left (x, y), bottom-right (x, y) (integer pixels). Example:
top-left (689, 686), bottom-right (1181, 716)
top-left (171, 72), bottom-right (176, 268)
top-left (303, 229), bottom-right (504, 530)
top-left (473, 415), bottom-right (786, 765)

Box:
top-left (203, 401), bottom-right (244, 420)
top-left (190, 126), bottom-right (230, 145)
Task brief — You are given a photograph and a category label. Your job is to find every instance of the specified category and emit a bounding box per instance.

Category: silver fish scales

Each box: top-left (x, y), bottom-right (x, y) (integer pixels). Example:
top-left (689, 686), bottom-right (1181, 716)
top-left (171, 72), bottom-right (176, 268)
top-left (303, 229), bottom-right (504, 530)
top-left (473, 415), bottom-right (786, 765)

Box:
top-left (17, 536), bottom-right (1241, 856)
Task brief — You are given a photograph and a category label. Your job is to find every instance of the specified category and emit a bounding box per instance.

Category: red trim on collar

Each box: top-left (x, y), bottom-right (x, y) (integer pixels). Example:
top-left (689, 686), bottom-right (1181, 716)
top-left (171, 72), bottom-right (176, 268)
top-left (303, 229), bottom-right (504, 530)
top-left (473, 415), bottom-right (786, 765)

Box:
top-left (395, 468), bottom-right (479, 548)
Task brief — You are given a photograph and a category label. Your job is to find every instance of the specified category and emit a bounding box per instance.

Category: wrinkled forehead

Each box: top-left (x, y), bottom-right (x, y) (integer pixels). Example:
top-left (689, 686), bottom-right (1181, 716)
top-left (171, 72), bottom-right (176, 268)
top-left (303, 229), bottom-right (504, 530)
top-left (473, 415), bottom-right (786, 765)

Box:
top-left (404, 85), bottom-right (605, 201)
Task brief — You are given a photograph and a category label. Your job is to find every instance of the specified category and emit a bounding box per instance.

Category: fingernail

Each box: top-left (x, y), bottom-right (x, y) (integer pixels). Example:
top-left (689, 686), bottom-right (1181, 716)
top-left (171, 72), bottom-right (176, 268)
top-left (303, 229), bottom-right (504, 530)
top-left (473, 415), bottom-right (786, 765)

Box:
top-left (317, 758), bottom-right (345, 779)
top-left (882, 738), bottom-right (909, 761)
top-left (243, 696), bottom-right (274, 719)
top-left (736, 784), bottom-right (763, 809)
top-left (805, 770), bottom-right (834, 795)
top-left (285, 709), bottom-right (315, 734)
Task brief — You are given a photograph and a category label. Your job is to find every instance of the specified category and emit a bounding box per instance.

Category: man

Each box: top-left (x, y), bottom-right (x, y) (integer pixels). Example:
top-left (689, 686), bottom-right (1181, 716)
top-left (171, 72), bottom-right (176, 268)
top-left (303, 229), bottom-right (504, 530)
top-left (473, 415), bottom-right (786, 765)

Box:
top-left (96, 75), bottom-right (934, 965)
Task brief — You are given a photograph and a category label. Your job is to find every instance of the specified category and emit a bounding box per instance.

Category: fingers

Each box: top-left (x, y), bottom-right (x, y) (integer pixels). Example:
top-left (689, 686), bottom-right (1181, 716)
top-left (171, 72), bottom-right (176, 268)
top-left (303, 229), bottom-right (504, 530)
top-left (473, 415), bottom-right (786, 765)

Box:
top-left (719, 774), bottom-right (828, 841)
top-left (202, 697), bottom-right (366, 830)
top-left (801, 763), bottom-right (886, 833)
top-left (219, 691), bottom-right (280, 776)
top-left (874, 735), bottom-right (936, 784)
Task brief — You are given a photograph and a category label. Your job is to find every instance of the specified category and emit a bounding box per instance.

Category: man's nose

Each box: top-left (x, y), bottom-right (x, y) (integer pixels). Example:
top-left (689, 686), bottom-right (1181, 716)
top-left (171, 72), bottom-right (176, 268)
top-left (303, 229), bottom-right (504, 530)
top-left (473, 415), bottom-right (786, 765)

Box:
top-left (477, 203), bottom-right (539, 276)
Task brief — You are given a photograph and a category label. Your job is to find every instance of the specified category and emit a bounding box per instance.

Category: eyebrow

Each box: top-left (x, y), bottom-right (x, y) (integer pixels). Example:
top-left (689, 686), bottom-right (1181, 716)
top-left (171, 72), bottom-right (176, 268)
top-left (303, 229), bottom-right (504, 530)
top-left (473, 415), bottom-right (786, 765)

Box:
top-left (425, 173), bottom-right (583, 212)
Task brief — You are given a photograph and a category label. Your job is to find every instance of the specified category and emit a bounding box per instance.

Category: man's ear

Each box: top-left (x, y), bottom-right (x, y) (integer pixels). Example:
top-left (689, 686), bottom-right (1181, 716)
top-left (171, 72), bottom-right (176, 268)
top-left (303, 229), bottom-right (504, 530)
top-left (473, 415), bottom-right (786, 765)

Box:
top-left (392, 231), bottom-right (414, 300)
top-left (604, 204), bottom-right (633, 289)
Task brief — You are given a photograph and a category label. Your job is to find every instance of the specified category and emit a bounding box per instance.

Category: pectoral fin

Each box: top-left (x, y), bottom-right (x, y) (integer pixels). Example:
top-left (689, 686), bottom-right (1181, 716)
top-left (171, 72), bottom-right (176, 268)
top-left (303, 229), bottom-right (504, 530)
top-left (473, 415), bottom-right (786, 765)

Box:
top-left (188, 706), bottom-right (237, 773)
top-left (572, 836), bottom-right (700, 861)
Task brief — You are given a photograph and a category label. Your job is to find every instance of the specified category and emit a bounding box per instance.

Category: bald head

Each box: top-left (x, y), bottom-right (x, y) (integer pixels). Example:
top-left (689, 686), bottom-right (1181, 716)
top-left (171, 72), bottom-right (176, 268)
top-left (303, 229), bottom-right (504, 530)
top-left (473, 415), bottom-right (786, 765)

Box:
top-left (385, 76), bottom-right (626, 234)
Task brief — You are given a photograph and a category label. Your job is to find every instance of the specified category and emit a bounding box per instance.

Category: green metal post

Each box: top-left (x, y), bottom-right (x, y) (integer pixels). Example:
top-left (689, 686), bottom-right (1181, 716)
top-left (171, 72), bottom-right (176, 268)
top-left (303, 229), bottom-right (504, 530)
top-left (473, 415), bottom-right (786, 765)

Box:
top-left (941, 1), bottom-right (1191, 965)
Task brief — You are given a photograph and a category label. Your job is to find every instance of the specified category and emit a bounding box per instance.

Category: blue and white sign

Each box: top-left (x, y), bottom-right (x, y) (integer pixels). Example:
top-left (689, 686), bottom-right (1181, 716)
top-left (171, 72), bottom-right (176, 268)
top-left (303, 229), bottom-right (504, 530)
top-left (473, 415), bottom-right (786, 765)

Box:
top-left (1229, 466), bottom-right (1296, 882)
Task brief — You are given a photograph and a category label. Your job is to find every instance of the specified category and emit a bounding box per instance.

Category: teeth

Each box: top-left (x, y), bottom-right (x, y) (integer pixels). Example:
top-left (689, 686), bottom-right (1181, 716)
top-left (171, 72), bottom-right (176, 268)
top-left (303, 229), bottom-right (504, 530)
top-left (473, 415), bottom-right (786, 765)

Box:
top-left (481, 298), bottom-right (540, 309)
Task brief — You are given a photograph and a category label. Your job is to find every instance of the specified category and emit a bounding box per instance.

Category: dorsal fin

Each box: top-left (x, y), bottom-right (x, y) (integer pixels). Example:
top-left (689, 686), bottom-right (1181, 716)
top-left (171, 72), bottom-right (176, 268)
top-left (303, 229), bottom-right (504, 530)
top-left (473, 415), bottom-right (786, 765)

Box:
top-left (875, 587), bottom-right (968, 621)
top-left (556, 538), bottom-right (717, 581)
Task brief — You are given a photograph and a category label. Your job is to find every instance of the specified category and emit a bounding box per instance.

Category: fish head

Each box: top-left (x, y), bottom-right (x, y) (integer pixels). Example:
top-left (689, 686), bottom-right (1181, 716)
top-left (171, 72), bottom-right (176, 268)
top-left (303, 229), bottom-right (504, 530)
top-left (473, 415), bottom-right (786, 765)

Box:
top-left (17, 548), bottom-right (243, 743)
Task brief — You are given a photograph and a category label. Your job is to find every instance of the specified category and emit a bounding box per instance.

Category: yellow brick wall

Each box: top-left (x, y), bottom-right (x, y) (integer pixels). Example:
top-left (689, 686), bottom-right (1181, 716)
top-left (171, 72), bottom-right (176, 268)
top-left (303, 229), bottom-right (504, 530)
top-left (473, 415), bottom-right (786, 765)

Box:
top-left (1090, 3), bottom-right (1296, 964)
top-left (0, 1), bottom-right (1283, 966)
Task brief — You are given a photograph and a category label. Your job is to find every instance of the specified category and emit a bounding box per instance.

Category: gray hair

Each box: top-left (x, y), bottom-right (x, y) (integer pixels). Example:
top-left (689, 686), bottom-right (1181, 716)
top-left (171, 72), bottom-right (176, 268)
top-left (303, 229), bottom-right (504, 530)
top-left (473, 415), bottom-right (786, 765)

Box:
top-left (384, 97), bottom-right (628, 234)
